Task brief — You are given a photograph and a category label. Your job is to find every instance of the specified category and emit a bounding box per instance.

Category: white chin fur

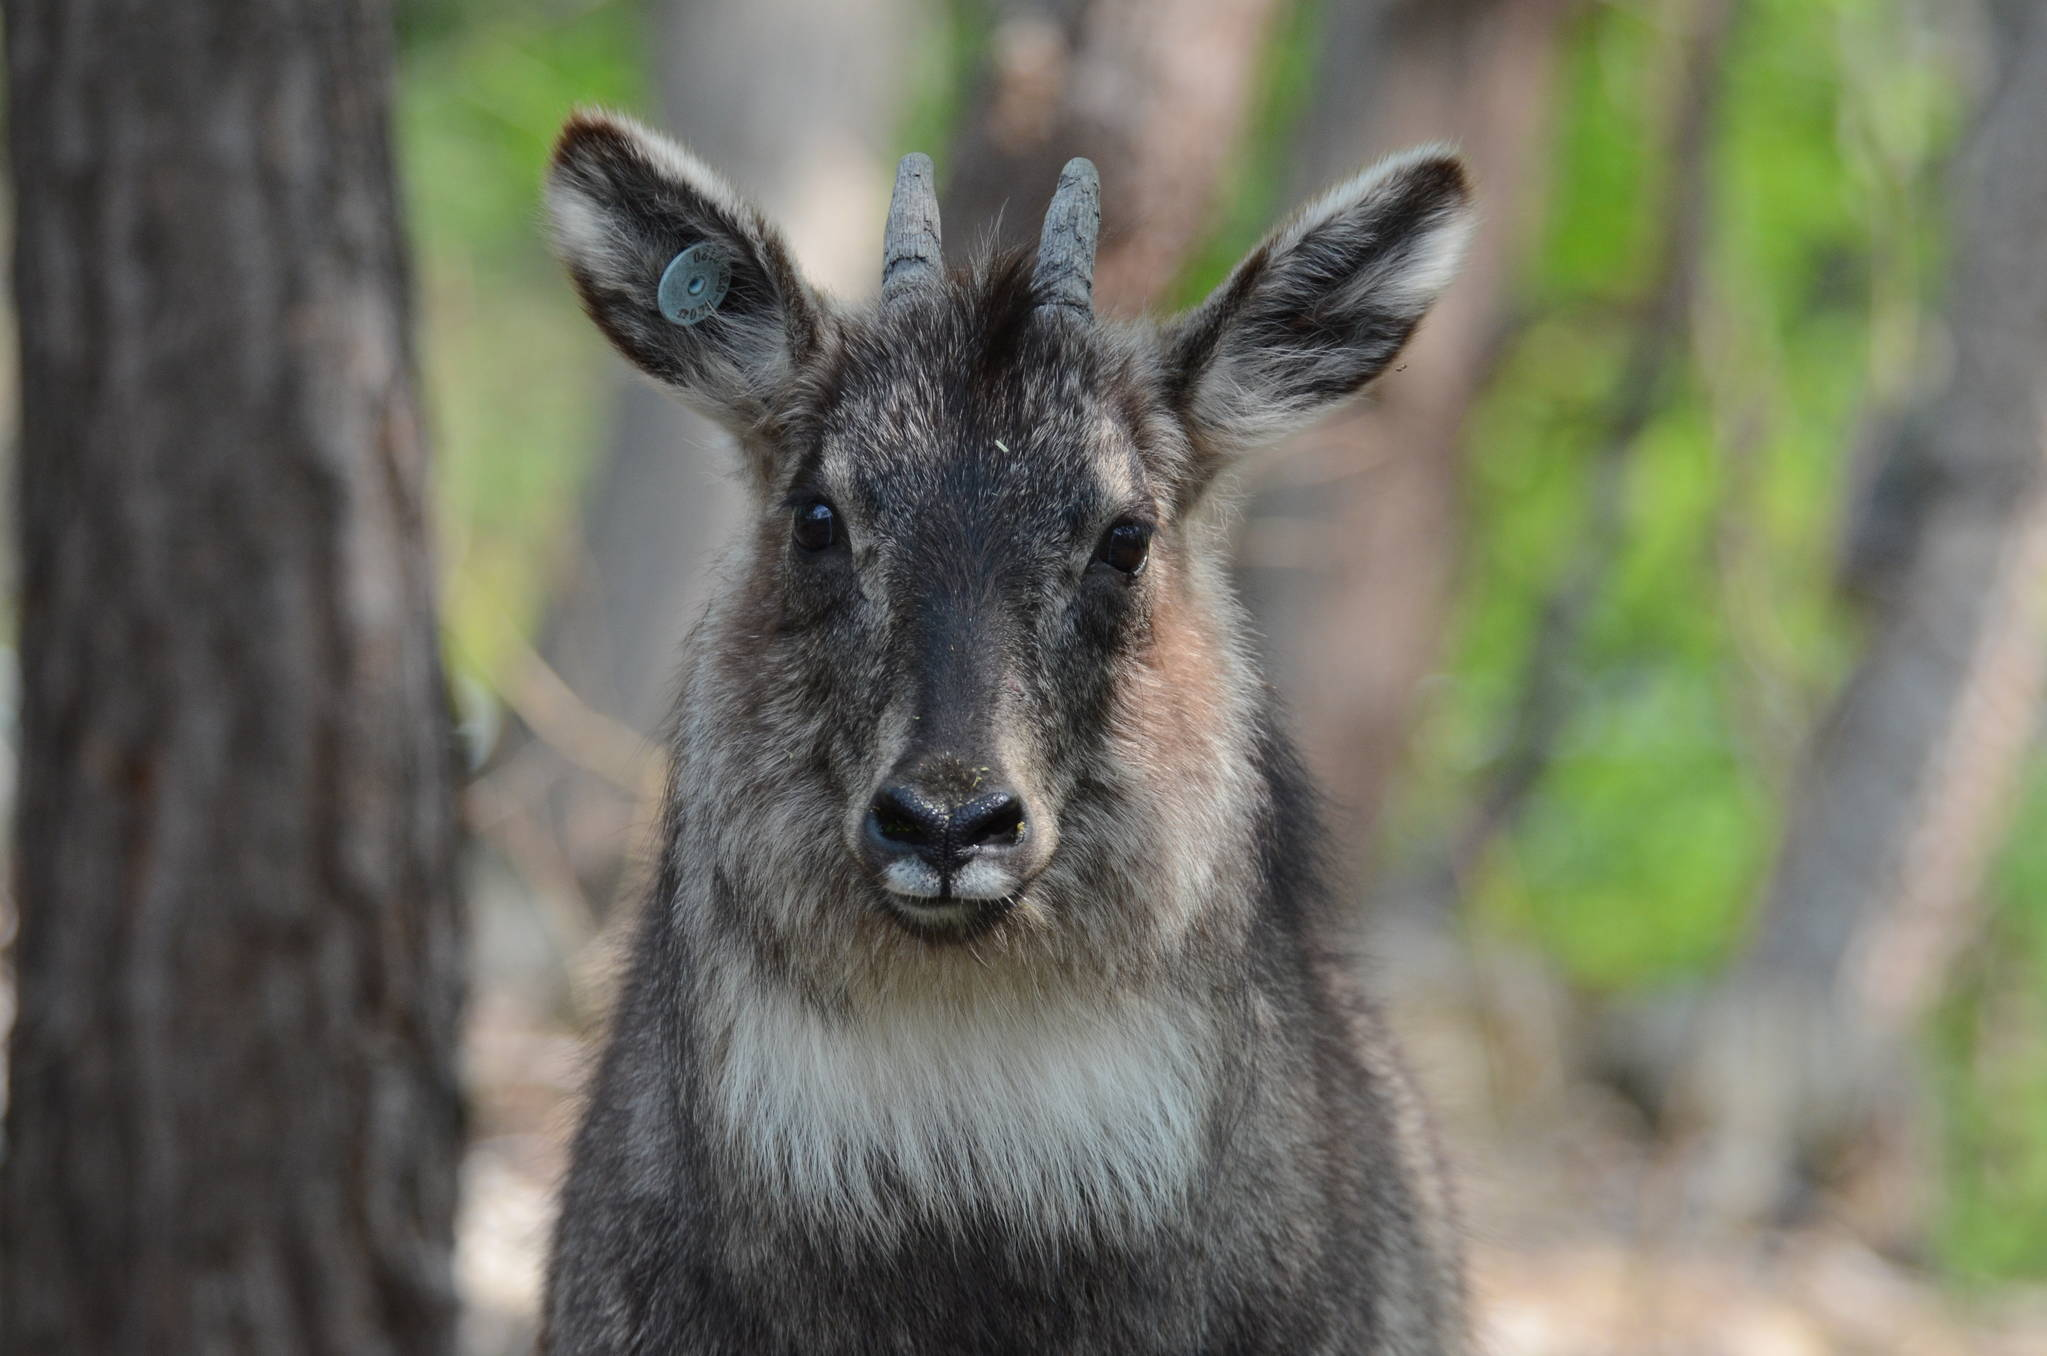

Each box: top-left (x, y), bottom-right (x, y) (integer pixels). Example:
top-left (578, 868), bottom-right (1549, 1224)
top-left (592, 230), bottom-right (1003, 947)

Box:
top-left (879, 856), bottom-right (1016, 902)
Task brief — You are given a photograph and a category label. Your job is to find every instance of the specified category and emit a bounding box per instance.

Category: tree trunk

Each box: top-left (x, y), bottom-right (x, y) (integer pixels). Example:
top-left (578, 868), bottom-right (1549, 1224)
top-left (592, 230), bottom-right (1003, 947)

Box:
top-left (1671, 0), bottom-right (2047, 1237)
top-left (0, 4), bottom-right (464, 1352)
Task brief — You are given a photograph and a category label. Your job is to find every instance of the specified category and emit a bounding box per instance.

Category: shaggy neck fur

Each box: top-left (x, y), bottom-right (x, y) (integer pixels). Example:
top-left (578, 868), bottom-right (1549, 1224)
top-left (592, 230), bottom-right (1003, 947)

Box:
top-left (701, 967), bottom-right (1225, 1240)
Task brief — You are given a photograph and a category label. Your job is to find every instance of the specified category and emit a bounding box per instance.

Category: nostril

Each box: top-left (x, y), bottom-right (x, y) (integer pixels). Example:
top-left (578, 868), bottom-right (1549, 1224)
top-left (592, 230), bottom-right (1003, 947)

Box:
top-left (865, 782), bottom-right (1028, 880)
top-left (868, 785), bottom-right (946, 850)
top-left (950, 791), bottom-right (1026, 851)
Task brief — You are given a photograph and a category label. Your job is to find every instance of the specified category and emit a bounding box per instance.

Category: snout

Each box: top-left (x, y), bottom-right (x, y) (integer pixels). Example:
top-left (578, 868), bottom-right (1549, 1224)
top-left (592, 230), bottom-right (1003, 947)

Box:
top-left (859, 767), bottom-right (1044, 907)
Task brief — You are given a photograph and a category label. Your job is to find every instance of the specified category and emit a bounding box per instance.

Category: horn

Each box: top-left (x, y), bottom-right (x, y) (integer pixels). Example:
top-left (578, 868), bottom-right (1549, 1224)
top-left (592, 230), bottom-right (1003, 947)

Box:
top-left (1033, 157), bottom-right (1100, 314)
top-left (881, 153), bottom-right (943, 303)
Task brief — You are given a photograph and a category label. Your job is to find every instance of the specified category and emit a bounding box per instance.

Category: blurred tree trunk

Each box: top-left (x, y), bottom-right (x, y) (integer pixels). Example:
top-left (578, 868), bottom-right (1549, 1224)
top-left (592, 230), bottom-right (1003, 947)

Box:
top-left (0, 3), bottom-right (463, 1353)
top-left (1672, 0), bottom-right (2047, 1238)
top-left (1242, 0), bottom-right (1570, 865)
top-left (491, 0), bottom-right (922, 914)
top-left (940, 0), bottom-right (1287, 310)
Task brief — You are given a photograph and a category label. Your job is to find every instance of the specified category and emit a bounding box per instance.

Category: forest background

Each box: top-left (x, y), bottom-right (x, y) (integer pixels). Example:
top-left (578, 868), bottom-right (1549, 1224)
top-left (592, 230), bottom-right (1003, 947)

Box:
top-left (5, 0), bottom-right (2047, 1351)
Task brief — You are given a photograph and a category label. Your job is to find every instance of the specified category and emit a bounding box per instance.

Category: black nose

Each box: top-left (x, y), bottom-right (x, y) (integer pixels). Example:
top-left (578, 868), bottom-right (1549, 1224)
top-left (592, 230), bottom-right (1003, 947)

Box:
top-left (865, 783), bottom-right (1026, 872)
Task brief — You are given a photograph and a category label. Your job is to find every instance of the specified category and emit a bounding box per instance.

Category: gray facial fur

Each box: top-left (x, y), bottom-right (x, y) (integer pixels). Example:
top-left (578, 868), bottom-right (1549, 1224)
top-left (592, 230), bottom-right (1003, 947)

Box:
top-left (540, 110), bottom-right (1476, 1355)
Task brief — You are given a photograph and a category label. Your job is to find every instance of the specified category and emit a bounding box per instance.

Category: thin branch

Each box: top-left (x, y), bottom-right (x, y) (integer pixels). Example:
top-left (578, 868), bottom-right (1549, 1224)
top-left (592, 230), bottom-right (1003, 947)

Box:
top-left (473, 622), bottom-right (668, 802)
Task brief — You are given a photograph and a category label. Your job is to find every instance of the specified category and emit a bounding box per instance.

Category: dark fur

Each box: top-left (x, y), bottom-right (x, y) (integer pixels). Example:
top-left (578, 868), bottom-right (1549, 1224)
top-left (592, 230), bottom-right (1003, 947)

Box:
top-left (540, 113), bottom-right (1475, 1355)
top-left (548, 724), bottom-right (1457, 1354)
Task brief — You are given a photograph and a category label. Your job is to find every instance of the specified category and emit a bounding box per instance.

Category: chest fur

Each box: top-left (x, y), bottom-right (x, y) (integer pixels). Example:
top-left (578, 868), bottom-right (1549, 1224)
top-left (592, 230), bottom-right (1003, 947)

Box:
top-left (707, 982), bottom-right (1220, 1238)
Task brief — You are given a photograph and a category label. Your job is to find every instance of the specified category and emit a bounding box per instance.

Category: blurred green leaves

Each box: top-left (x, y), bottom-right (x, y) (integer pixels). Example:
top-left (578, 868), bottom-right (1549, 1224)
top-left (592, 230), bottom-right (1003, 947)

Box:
top-left (1397, 0), bottom-right (1941, 986)
top-left (1936, 763), bottom-right (2047, 1280)
top-left (397, 0), bottom-right (649, 681)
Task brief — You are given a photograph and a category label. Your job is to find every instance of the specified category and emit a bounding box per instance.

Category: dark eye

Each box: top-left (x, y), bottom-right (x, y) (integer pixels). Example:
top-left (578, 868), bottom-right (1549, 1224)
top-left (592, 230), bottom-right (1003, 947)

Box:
top-left (793, 499), bottom-right (837, 552)
top-left (1094, 519), bottom-right (1152, 575)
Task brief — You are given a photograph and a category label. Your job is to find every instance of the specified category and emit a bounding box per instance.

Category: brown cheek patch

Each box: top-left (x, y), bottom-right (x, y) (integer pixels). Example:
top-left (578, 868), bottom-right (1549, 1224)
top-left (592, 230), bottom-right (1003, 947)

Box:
top-left (1112, 557), bottom-right (1233, 792)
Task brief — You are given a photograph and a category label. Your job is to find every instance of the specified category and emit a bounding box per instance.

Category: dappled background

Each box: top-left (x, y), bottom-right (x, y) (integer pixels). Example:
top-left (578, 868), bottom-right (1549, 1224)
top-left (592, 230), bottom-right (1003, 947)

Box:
top-left (409, 0), bottom-right (2047, 1349)
top-left (12, 0), bottom-right (2041, 1350)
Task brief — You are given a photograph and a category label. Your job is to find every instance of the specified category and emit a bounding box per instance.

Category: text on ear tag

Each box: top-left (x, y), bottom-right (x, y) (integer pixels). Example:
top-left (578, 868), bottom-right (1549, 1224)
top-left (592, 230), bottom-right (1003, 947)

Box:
top-left (658, 243), bottom-right (732, 326)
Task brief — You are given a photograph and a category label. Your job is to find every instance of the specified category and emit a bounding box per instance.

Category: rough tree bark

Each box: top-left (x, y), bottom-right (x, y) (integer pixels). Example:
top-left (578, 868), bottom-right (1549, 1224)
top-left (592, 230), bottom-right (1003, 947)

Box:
top-left (0, 3), bottom-right (464, 1352)
top-left (1671, 0), bottom-right (2047, 1237)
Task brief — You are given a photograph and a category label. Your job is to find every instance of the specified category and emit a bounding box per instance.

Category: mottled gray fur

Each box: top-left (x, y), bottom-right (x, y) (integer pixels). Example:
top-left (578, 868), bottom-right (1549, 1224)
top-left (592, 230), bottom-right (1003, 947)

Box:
top-left (539, 109), bottom-right (1475, 1355)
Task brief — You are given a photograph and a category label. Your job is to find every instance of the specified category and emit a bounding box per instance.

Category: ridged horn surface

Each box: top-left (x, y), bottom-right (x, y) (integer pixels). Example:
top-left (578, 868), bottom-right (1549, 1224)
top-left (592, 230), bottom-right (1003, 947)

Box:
top-left (1033, 157), bottom-right (1100, 314)
top-left (881, 152), bottom-right (942, 302)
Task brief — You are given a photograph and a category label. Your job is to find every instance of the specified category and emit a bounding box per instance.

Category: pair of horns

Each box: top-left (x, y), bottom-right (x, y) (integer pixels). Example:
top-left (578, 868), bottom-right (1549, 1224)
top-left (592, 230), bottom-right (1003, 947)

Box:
top-left (881, 153), bottom-right (1100, 313)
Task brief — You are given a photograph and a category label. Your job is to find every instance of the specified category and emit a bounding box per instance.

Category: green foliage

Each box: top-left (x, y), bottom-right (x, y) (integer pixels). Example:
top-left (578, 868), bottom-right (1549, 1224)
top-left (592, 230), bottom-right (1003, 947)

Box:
top-left (1932, 763), bottom-right (2047, 1282)
top-left (397, 0), bottom-right (650, 682)
top-left (1371, 0), bottom-right (2047, 1283)
top-left (1388, 0), bottom-right (1945, 988)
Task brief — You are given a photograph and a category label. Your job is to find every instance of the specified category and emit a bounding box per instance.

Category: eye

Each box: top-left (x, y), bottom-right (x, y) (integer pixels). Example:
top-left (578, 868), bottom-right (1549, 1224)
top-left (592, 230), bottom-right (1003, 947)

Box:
top-left (792, 499), bottom-right (837, 552)
top-left (1094, 519), bottom-right (1153, 576)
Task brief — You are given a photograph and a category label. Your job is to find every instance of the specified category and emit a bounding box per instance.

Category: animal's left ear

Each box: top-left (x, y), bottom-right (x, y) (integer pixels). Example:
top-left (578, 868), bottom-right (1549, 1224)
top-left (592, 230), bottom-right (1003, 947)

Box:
top-left (1162, 148), bottom-right (1473, 476)
top-left (546, 110), bottom-right (828, 451)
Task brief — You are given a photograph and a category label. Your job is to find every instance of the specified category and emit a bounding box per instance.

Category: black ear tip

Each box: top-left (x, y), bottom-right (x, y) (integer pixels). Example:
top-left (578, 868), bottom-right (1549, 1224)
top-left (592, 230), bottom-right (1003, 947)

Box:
top-left (1401, 153), bottom-right (1474, 211)
top-left (550, 109), bottom-right (638, 178)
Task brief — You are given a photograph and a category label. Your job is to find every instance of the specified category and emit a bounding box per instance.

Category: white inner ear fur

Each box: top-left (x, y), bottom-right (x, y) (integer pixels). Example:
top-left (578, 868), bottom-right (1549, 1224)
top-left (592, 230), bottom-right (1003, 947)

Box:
top-left (546, 110), bottom-right (828, 449)
top-left (553, 109), bottom-right (758, 243)
top-left (546, 186), bottom-right (623, 277)
top-left (1174, 144), bottom-right (1474, 458)
top-left (1372, 188), bottom-right (1475, 311)
top-left (544, 110), bottom-right (780, 323)
top-left (1268, 142), bottom-right (1475, 309)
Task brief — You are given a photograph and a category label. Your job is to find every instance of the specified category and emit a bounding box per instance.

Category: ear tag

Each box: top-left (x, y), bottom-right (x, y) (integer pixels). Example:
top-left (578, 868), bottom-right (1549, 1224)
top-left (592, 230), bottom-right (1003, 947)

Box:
top-left (658, 243), bottom-right (731, 326)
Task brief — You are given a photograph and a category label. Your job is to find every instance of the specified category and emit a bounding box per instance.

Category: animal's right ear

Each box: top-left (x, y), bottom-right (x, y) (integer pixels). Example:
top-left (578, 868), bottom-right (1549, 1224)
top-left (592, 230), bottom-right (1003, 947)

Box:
top-left (546, 111), bottom-right (828, 444)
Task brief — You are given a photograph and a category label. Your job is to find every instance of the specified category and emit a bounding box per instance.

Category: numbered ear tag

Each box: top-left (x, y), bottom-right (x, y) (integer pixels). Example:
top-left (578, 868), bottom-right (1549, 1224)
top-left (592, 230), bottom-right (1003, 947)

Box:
top-left (658, 243), bottom-right (731, 326)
